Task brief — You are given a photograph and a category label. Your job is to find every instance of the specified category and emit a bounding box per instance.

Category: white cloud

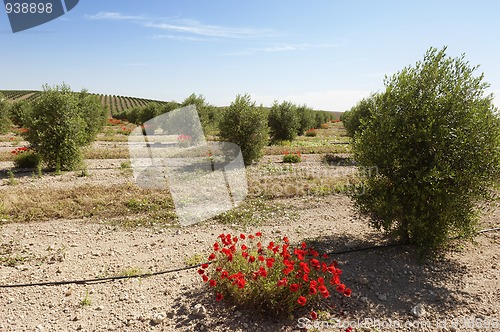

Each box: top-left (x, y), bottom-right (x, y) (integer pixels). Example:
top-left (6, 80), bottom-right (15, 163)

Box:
top-left (222, 43), bottom-right (337, 56)
top-left (251, 90), bottom-right (374, 112)
top-left (86, 12), bottom-right (272, 40)
top-left (86, 12), bottom-right (147, 21)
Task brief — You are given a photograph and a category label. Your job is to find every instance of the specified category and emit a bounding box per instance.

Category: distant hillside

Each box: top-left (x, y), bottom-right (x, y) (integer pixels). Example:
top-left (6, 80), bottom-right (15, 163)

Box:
top-left (0, 90), bottom-right (174, 116)
top-left (0, 90), bottom-right (343, 119)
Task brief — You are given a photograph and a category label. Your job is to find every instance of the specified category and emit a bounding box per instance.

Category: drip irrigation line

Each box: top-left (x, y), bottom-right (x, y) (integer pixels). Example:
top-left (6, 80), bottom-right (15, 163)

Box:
top-left (0, 227), bottom-right (498, 289)
top-left (0, 262), bottom-right (210, 289)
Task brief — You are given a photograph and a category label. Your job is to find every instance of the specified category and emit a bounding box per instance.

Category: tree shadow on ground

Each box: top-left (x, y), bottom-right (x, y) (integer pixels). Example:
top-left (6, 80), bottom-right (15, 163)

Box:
top-left (303, 233), bottom-right (475, 324)
top-left (169, 233), bottom-right (476, 332)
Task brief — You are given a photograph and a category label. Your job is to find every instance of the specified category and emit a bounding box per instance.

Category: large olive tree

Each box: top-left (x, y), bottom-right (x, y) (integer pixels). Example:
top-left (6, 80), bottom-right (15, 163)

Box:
top-left (353, 47), bottom-right (500, 255)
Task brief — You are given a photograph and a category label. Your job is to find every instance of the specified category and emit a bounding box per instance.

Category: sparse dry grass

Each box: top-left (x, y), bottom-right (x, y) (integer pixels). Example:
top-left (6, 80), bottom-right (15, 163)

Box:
top-left (0, 183), bottom-right (176, 224)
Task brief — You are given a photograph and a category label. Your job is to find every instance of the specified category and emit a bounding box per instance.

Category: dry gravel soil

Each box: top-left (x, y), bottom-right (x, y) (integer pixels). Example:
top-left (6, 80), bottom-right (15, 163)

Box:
top-left (0, 158), bottom-right (499, 332)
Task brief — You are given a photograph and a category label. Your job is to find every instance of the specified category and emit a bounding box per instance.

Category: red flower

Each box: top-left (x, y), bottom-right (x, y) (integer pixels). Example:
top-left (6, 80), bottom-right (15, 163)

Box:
top-left (255, 232), bottom-right (262, 237)
top-left (213, 242), bottom-right (220, 251)
top-left (208, 253), bottom-right (216, 261)
top-left (197, 269), bottom-right (205, 275)
top-left (209, 279), bottom-right (217, 287)
top-left (237, 278), bottom-right (246, 289)
top-left (249, 256), bottom-right (255, 263)
top-left (283, 237), bottom-right (289, 243)
top-left (310, 311), bottom-right (318, 320)
top-left (277, 278), bottom-right (288, 287)
top-left (266, 257), bottom-right (275, 268)
top-left (201, 263), bottom-right (209, 269)
top-left (346, 328), bottom-right (353, 332)
top-left (258, 255), bottom-right (265, 262)
top-left (309, 286), bottom-right (317, 295)
top-left (290, 283), bottom-right (299, 292)
top-left (241, 244), bottom-right (248, 251)
top-left (259, 266), bottom-right (267, 277)
top-left (321, 290), bottom-right (330, 298)
top-left (239, 233), bottom-right (246, 239)
top-left (318, 285), bottom-right (328, 294)
top-left (215, 293), bottom-right (223, 302)
top-left (202, 275), bottom-right (209, 282)
top-left (297, 296), bottom-right (307, 306)
top-left (301, 242), bottom-right (307, 249)
top-left (336, 284), bottom-right (346, 293)
top-left (330, 274), bottom-right (341, 286)
top-left (221, 271), bottom-right (229, 279)
top-left (344, 288), bottom-right (352, 297)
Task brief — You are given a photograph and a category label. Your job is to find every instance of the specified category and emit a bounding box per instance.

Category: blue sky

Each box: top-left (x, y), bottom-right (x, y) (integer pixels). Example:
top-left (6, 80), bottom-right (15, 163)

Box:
top-left (1, 0), bottom-right (499, 111)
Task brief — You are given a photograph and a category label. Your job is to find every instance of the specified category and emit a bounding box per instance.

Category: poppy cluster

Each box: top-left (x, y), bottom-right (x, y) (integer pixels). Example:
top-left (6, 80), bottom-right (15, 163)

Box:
top-left (199, 232), bottom-right (351, 315)
top-left (10, 146), bottom-right (29, 156)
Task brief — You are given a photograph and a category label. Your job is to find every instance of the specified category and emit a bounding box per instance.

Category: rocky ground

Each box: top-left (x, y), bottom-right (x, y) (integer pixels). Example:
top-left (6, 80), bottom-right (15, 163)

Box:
top-left (0, 158), bottom-right (499, 332)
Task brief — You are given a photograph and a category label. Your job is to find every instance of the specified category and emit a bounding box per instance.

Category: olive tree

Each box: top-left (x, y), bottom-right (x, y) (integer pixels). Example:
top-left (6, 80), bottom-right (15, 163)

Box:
top-left (0, 93), bottom-right (11, 133)
top-left (268, 100), bottom-right (299, 142)
top-left (219, 94), bottom-right (269, 165)
top-left (353, 47), bottom-right (500, 255)
top-left (24, 84), bottom-right (106, 171)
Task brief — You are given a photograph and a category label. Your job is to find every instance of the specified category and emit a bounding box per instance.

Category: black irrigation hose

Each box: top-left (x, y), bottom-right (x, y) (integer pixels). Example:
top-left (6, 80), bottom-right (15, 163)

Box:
top-left (0, 262), bottom-right (209, 289)
top-left (0, 228), bottom-right (498, 289)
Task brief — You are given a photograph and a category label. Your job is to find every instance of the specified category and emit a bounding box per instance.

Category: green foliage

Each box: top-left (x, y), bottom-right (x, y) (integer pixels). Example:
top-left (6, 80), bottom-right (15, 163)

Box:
top-left (9, 100), bottom-right (31, 127)
top-left (296, 105), bottom-right (315, 136)
top-left (137, 103), bottom-right (161, 125)
top-left (342, 95), bottom-right (377, 137)
top-left (181, 93), bottom-right (219, 133)
top-left (305, 128), bottom-right (317, 137)
top-left (0, 93), bottom-right (11, 133)
top-left (14, 150), bottom-right (41, 169)
top-left (24, 84), bottom-right (106, 171)
top-left (282, 152), bottom-right (302, 163)
top-left (352, 47), bottom-right (500, 256)
top-left (268, 101), bottom-right (299, 142)
top-left (218, 94), bottom-right (269, 166)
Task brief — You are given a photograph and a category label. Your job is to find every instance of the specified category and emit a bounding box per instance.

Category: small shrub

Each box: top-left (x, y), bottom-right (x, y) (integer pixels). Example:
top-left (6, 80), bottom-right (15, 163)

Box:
top-left (177, 134), bottom-right (193, 148)
top-left (282, 151), bottom-right (302, 163)
top-left (305, 129), bottom-right (317, 137)
top-left (199, 232), bottom-right (351, 316)
top-left (14, 149), bottom-right (41, 169)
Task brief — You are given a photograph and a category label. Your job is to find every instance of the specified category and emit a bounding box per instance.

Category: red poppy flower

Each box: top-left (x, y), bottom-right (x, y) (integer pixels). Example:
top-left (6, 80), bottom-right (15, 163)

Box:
top-left (241, 244), bottom-right (248, 251)
top-left (197, 269), bottom-right (205, 275)
top-left (336, 284), bottom-right (346, 293)
top-left (209, 279), bottom-right (217, 287)
top-left (344, 288), bottom-right (352, 297)
top-left (242, 251), bottom-right (248, 258)
top-left (221, 271), bottom-right (229, 278)
top-left (249, 256), bottom-right (255, 263)
top-left (318, 285), bottom-right (328, 294)
top-left (309, 286), bottom-right (317, 295)
top-left (301, 242), bottom-right (307, 249)
top-left (201, 263), bottom-right (209, 269)
top-left (290, 283), bottom-right (299, 292)
top-left (239, 233), bottom-right (245, 239)
top-left (297, 296), bottom-right (307, 306)
top-left (255, 232), bottom-right (262, 237)
top-left (216, 267), bottom-right (222, 272)
top-left (208, 253), bottom-right (216, 261)
top-left (215, 293), bottom-right (223, 302)
top-left (202, 275), bottom-right (209, 282)
top-left (283, 236), bottom-right (289, 243)
top-left (213, 242), bottom-right (220, 251)
top-left (311, 311), bottom-right (318, 320)
top-left (258, 255), bottom-right (264, 262)
top-left (237, 278), bottom-right (246, 289)
top-left (277, 278), bottom-right (288, 287)
top-left (321, 290), bottom-right (330, 298)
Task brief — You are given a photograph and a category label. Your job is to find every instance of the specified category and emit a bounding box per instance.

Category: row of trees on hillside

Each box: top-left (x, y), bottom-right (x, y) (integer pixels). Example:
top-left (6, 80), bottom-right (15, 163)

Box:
top-left (2, 87), bottom-right (335, 170)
